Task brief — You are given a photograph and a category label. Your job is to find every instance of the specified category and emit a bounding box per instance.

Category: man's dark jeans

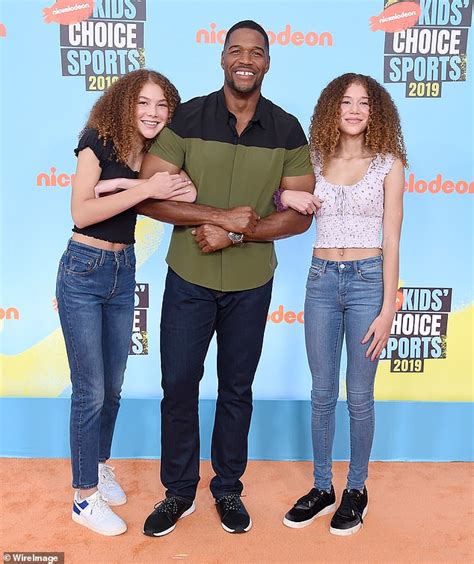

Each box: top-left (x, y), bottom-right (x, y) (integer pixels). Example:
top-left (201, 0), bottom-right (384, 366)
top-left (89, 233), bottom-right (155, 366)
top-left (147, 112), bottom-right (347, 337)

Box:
top-left (160, 268), bottom-right (273, 501)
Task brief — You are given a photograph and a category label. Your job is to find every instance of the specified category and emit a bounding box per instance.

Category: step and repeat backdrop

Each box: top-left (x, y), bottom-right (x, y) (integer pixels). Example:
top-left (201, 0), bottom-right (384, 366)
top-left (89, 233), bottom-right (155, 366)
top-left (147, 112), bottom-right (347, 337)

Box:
top-left (1, 0), bottom-right (473, 460)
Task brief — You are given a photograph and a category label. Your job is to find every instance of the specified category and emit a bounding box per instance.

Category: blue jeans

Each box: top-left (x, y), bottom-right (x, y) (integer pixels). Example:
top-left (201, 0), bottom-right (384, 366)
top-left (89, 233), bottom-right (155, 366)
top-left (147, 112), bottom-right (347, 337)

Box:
top-left (56, 240), bottom-right (136, 489)
top-left (160, 268), bottom-right (273, 501)
top-left (304, 255), bottom-right (384, 491)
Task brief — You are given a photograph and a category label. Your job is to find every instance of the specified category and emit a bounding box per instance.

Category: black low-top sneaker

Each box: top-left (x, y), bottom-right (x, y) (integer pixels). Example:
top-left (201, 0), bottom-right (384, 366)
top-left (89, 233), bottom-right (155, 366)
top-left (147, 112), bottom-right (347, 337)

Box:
top-left (215, 494), bottom-right (252, 533)
top-left (283, 485), bottom-right (336, 528)
top-left (330, 487), bottom-right (368, 536)
top-left (143, 496), bottom-right (195, 537)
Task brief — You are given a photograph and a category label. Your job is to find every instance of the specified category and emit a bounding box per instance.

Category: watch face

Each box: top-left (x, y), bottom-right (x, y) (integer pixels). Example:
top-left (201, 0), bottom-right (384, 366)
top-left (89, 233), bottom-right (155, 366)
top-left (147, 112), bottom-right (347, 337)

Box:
top-left (228, 232), bottom-right (243, 244)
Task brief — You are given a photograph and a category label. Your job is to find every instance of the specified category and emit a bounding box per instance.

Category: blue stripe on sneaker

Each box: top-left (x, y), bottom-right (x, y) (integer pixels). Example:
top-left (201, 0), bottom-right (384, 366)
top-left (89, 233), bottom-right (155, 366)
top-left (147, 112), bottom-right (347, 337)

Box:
top-left (75, 499), bottom-right (89, 510)
top-left (73, 504), bottom-right (81, 515)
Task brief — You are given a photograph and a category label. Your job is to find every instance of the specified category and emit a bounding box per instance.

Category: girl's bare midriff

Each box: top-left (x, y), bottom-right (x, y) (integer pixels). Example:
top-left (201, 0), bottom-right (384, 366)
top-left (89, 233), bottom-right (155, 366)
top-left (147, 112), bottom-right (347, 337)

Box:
top-left (72, 232), bottom-right (129, 251)
top-left (313, 247), bottom-right (382, 261)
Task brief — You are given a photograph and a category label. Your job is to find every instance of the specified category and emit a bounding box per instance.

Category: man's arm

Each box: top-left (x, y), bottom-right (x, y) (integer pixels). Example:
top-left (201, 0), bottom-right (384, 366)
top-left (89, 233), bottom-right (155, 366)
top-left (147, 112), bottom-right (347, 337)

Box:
top-left (136, 153), bottom-right (259, 234)
top-left (193, 173), bottom-right (315, 253)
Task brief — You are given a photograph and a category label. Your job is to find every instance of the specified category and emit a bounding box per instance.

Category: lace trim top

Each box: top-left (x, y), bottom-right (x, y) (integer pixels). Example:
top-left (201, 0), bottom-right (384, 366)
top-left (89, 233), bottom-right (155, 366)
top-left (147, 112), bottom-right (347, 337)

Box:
top-left (312, 151), bottom-right (395, 249)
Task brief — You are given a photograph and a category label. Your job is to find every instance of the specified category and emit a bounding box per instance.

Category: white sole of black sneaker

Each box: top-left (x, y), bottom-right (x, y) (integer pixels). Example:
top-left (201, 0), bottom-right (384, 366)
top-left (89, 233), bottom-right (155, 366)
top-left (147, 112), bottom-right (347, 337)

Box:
top-left (329, 504), bottom-right (368, 536)
top-left (221, 517), bottom-right (253, 534)
top-left (282, 502), bottom-right (337, 529)
top-left (145, 502), bottom-right (196, 537)
top-left (72, 511), bottom-right (127, 536)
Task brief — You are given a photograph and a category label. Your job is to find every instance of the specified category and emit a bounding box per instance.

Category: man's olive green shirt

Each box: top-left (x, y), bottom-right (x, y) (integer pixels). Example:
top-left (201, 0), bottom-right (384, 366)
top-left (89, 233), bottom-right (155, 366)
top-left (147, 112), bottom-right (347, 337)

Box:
top-left (149, 88), bottom-right (313, 291)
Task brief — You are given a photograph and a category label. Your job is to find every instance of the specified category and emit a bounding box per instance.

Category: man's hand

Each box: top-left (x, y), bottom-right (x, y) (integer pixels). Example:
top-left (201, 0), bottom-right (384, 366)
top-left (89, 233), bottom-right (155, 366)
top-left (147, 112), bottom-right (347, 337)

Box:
top-left (192, 225), bottom-right (232, 253)
top-left (217, 206), bottom-right (259, 235)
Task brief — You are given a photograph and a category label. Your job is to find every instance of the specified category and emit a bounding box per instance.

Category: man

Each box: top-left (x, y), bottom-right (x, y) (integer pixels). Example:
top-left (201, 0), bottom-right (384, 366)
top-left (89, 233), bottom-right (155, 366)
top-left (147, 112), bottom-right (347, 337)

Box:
top-left (138, 20), bottom-right (316, 536)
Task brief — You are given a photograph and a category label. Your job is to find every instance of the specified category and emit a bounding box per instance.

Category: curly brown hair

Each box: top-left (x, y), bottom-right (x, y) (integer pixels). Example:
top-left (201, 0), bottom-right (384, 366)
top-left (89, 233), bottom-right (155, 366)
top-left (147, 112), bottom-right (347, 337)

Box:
top-left (309, 73), bottom-right (407, 168)
top-left (84, 69), bottom-right (180, 165)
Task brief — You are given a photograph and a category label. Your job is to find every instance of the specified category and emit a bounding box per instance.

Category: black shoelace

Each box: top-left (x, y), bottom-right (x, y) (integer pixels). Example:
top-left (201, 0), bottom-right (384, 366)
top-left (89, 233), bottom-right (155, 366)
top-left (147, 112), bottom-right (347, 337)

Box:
top-left (339, 490), bottom-right (364, 524)
top-left (297, 488), bottom-right (326, 507)
top-left (218, 494), bottom-right (242, 511)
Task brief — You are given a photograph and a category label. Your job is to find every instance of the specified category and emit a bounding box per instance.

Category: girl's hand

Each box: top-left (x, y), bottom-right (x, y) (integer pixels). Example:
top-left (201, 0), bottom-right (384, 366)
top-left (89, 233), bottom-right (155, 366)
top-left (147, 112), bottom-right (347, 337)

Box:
top-left (281, 190), bottom-right (323, 215)
top-left (361, 311), bottom-right (395, 361)
top-left (146, 171), bottom-right (193, 200)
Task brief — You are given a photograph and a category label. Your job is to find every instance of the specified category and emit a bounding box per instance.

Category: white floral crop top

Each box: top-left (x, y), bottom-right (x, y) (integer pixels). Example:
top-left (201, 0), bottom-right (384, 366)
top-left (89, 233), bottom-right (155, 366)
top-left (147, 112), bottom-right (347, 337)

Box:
top-left (312, 151), bottom-right (395, 249)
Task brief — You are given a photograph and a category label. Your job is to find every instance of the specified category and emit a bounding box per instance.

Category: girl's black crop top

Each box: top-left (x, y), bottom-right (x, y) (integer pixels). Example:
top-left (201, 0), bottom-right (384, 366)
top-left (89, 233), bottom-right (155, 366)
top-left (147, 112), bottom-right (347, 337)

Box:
top-left (72, 128), bottom-right (138, 244)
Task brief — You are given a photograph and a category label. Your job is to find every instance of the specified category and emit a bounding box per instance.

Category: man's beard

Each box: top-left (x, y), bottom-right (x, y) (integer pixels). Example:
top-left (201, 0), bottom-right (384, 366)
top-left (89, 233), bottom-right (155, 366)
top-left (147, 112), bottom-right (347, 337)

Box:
top-left (226, 76), bottom-right (262, 95)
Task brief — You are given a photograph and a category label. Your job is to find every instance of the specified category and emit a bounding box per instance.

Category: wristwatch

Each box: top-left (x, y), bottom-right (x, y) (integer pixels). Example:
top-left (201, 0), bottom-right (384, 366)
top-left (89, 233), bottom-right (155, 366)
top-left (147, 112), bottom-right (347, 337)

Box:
top-left (227, 232), bottom-right (244, 245)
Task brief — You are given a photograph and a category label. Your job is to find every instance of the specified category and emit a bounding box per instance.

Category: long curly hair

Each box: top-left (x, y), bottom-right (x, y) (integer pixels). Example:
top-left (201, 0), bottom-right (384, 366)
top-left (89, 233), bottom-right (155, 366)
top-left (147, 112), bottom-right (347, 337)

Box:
top-left (84, 69), bottom-right (180, 165)
top-left (309, 73), bottom-right (407, 168)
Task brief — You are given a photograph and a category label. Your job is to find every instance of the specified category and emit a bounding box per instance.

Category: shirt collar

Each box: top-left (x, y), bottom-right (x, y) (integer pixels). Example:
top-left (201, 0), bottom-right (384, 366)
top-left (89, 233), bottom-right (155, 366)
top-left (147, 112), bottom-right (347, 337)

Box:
top-left (217, 88), bottom-right (268, 129)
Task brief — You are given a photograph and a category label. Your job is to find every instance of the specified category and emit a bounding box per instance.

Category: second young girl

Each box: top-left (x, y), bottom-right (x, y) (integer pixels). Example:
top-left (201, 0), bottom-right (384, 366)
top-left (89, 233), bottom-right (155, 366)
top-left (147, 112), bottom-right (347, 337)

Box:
top-left (281, 73), bottom-right (406, 535)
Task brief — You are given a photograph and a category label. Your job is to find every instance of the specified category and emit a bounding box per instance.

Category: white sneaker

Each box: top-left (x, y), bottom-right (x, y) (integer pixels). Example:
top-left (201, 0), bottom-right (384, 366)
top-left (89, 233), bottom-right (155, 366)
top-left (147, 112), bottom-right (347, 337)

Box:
top-left (72, 491), bottom-right (127, 536)
top-left (98, 463), bottom-right (127, 506)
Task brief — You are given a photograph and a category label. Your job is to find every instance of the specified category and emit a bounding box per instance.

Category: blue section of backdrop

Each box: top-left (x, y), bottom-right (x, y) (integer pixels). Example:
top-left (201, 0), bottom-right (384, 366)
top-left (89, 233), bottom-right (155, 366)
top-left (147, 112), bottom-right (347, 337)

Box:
top-left (0, 0), bottom-right (472, 461)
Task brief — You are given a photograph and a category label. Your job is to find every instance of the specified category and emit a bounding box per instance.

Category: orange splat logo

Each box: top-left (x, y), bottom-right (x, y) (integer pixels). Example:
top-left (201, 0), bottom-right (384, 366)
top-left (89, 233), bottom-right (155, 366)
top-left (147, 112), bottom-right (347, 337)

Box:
top-left (370, 1), bottom-right (421, 33)
top-left (43, 0), bottom-right (94, 25)
top-left (0, 23), bottom-right (6, 37)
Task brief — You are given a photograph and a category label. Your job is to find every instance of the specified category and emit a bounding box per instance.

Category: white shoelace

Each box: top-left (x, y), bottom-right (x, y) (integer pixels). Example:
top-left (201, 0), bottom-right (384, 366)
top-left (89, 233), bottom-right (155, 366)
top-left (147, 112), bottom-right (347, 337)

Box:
top-left (88, 492), bottom-right (113, 518)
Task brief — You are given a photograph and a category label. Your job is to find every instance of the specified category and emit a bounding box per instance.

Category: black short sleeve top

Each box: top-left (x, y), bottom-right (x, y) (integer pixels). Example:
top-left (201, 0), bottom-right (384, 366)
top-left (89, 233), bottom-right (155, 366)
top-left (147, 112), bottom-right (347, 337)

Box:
top-left (72, 128), bottom-right (138, 244)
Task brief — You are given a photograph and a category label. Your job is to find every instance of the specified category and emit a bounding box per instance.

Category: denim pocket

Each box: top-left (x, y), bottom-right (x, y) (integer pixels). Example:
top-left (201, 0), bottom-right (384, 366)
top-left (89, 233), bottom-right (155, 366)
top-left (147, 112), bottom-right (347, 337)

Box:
top-left (357, 263), bottom-right (383, 284)
top-left (308, 265), bottom-right (323, 280)
top-left (65, 252), bottom-right (99, 276)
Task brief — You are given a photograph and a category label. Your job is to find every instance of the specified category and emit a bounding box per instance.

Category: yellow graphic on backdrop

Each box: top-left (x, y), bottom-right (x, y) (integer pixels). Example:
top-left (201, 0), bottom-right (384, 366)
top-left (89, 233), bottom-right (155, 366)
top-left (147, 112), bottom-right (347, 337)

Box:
top-left (375, 304), bottom-right (473, 402)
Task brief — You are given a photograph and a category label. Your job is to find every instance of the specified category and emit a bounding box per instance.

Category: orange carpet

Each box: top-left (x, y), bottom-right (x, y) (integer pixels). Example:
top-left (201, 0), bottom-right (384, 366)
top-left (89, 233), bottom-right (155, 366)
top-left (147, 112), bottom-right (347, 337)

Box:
top-left (1, 459), bottom-right (473, 563)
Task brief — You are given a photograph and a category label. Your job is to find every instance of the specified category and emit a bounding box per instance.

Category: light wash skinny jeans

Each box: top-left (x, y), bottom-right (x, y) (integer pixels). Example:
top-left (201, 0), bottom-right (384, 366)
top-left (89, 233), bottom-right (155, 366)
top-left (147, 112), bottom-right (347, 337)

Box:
top-left (305, 255), bottom-right (383, 491)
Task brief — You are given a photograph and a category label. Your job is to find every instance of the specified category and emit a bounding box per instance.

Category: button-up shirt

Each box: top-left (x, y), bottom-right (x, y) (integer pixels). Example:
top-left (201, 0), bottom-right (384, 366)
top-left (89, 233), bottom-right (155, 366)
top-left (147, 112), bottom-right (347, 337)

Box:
top-left (149, 88), bottom-right (313, 291)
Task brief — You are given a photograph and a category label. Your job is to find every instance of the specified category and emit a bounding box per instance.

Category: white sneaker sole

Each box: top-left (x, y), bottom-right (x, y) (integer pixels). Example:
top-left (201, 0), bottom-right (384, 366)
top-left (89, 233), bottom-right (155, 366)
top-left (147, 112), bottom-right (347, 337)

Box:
top-left (145, 502), bottom-right (196, 537)
top-left (72, 511), bottom-right (127, 536)
top-left (283, 502), bottom-right (337, 529)
top-left (329, 504), bottom-right (368, 536)
top-left (221, 517), bottom-right (253, 534)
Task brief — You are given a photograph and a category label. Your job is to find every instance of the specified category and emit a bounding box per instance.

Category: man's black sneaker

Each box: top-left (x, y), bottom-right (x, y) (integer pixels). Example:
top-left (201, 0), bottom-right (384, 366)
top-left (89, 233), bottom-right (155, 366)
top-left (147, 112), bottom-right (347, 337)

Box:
top-left (215, 494), bottom-right (252, 533)
top-left (283, 485), bottom-right (336, 528)
top-left (143, 496), bottom-right (195, 537)
top-left (330, 487), bottom-right (368, 536)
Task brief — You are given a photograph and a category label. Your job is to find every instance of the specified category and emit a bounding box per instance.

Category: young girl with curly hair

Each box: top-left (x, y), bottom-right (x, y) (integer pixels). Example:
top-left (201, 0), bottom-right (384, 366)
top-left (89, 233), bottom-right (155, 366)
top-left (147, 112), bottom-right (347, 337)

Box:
top-left (281, 73), bottom-right (406, 535)
top-left (56, 69), bottom-right (196, 536)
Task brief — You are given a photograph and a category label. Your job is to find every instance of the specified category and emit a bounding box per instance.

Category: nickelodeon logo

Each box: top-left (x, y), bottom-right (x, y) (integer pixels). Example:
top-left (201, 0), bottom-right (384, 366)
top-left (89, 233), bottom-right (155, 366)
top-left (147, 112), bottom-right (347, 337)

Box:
top-left (196, 23), bottom-right (333, 47)
top-left (0, 307), bottom-right (20, 321)
top-left (37, 167), bottom-right (75, 187)
top-left (267, 305), bottom-right (304, 324)
top-left (405, 173), bottom-right (473, 194)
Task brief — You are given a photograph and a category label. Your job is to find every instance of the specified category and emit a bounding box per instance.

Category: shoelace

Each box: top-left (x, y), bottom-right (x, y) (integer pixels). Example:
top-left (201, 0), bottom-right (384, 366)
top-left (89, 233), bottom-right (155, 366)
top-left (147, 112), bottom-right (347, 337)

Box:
top-left (218, 494), bottom-right (242, 512)
top-left (339, 490), bottom-right (364, 524)
top-left (298, 488), bottom-right (326, 507)
top-left (88, 493), bottom-right (112, 517)
top-left (154, 497), bottom-right (180, 515)
top-left (99, 464), bottom-right (117, 486)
